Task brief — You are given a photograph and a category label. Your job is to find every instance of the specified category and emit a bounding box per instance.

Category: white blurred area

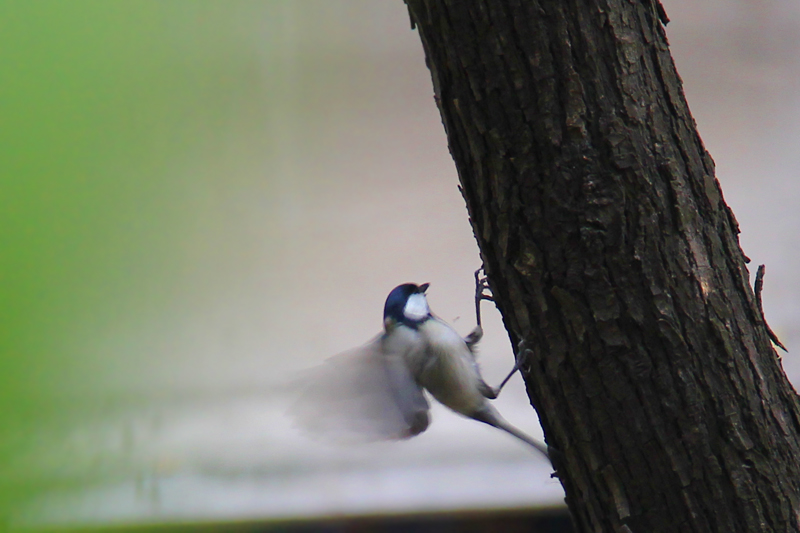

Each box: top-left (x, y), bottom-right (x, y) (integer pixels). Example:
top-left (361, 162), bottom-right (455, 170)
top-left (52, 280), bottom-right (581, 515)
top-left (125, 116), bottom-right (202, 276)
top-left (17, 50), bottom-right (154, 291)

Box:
top-left (18, 0), bottom-right (800, 527)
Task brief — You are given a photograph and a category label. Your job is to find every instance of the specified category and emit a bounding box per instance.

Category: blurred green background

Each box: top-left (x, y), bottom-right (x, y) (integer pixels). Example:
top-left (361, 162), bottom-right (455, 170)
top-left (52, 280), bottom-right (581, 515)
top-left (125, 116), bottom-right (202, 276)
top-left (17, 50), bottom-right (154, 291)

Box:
top-left (0, 0), bottom-right (289, 518)
top-left (1, 0), bottom-right (799, 530)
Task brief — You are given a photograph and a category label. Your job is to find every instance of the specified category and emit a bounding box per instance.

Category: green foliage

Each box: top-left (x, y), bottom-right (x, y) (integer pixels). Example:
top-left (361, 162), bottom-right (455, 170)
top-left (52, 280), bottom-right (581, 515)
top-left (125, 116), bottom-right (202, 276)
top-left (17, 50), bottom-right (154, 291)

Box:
top-left (0, 1), bottom-right (288, 521)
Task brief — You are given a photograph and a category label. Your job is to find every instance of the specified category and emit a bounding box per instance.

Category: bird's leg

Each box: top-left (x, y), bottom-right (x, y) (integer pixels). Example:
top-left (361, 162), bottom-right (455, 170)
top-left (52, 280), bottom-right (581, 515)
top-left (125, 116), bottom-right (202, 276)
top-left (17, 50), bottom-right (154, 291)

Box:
top-left (474, 267), bottom-right (494, 328)
top-left (470, 267), bottom-right (532, 399)
top-left (481, 339), bottom-right (532, 400)
top-left (466, 267), bottom-right (493, 348)
top-left (498, 339), bottom-right (531, 393)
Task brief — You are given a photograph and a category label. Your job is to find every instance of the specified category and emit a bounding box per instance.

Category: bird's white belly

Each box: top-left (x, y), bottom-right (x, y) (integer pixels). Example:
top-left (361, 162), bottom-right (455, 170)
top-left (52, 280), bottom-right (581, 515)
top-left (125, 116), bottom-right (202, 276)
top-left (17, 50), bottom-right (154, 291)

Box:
top-left (416, 319), bottom-right (484, 415)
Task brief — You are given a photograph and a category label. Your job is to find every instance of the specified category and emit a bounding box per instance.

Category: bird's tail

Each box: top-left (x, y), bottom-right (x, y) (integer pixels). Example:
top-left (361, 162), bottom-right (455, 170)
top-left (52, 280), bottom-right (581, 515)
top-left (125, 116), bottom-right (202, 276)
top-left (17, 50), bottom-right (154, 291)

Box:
top-left (495, 418), bottom-right (550, 459)
top-left (471, 406), bottom-right (550, 461)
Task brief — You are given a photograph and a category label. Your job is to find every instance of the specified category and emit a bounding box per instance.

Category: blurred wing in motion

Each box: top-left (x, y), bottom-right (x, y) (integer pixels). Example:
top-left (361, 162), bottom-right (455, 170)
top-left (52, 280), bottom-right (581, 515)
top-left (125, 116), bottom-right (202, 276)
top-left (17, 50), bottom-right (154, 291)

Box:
top-left (289, 337), bottom-right (430, 443)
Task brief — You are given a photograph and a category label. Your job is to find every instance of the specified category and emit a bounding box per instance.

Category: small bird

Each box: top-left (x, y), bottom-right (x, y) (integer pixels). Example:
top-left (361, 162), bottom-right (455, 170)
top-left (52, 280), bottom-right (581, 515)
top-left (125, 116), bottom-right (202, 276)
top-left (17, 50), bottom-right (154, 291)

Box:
top-left (290, 278), bottom-right (549, 459)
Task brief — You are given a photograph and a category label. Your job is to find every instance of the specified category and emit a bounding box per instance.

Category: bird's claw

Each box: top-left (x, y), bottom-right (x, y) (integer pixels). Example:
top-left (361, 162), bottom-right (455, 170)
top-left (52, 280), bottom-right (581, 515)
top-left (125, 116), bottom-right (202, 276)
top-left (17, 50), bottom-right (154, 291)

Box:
top-left (474, 267), bottom-right (494, 327)
top-left (515, 339), bottom-right (533, 371)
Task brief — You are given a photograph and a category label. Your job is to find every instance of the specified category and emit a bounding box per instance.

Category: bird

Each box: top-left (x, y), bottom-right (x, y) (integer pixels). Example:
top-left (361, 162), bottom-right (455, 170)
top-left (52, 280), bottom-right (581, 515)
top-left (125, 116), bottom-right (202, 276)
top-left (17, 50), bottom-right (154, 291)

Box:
top-left (290, 277), bottom-right (549, 460)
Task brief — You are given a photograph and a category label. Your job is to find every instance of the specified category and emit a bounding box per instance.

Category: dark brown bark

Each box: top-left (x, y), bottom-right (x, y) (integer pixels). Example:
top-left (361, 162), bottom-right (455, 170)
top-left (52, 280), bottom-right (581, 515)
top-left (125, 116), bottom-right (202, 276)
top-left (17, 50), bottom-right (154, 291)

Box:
top-left (404, 1), bottom-right (800, 532)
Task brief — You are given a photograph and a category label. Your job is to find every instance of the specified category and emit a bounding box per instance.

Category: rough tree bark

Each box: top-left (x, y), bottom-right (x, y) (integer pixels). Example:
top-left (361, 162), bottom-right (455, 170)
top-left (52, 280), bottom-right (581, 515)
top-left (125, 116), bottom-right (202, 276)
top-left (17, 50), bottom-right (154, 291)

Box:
top-left (404, 2), bottom-right (800, 532)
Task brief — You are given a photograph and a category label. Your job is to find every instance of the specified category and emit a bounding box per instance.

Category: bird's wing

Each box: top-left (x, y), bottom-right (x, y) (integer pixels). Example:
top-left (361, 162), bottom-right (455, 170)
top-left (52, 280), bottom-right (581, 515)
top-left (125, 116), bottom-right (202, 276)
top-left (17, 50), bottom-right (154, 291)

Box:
top-left (289, 336), bottom-right (430, 443)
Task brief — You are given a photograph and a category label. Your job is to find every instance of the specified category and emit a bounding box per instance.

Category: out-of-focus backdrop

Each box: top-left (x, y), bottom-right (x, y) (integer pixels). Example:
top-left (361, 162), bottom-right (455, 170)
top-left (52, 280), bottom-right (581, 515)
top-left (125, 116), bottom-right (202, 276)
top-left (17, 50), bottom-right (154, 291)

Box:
top-left (1, 0), bottom-right (798, 529)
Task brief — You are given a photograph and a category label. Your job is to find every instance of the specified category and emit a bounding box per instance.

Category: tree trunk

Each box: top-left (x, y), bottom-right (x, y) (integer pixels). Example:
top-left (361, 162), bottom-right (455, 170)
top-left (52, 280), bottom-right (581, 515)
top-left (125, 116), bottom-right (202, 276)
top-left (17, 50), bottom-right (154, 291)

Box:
top-left (404, 2), bottom-right (800, 532)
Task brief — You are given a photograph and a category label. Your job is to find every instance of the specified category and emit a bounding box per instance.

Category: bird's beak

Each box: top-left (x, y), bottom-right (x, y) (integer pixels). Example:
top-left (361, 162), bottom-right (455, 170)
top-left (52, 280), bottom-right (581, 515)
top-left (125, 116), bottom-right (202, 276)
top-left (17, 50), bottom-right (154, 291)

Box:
top-left (419, 283), bottom-right (430, 293)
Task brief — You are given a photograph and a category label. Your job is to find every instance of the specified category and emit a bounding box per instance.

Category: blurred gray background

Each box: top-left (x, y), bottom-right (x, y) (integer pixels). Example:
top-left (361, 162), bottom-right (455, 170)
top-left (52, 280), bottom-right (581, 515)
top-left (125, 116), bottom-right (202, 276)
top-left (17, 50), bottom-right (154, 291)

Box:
top-left (4, 0), bottom-right (799, 528)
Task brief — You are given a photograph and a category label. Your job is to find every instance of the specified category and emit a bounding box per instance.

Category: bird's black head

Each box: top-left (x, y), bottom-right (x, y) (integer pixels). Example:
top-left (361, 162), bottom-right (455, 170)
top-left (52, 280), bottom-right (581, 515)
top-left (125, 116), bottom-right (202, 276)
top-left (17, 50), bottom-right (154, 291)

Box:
top-left (383, 282), bottom-right (431, 329)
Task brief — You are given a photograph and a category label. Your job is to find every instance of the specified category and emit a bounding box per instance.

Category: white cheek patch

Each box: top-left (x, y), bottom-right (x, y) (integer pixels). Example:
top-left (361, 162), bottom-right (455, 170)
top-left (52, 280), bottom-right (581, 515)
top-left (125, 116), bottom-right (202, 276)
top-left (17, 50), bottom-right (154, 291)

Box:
top-left (403, 293), bottom-right (430, 321)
